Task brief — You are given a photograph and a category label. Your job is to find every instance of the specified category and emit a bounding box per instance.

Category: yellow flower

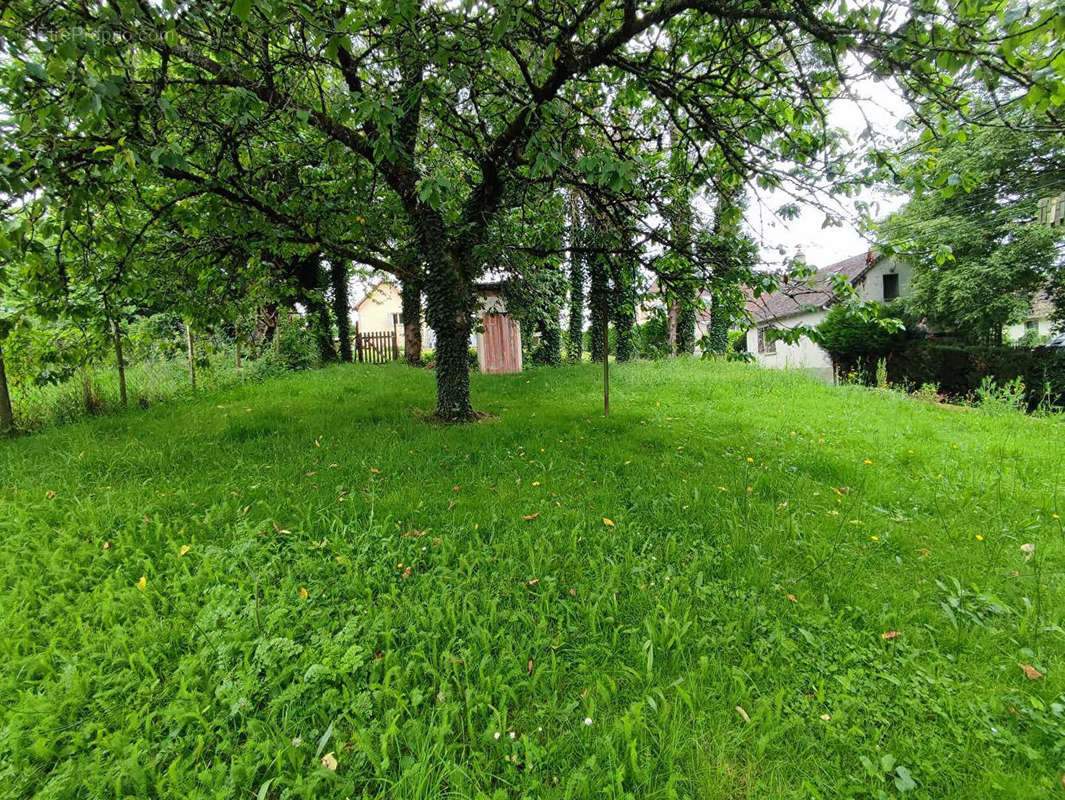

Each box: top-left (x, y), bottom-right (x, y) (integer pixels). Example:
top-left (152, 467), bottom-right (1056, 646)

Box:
top-left (746, 457), bottom-right (754, 463)
top-left (603, 517), bottom-right (615, 527)
top-left (136, 575), bottom-right (147, 591)
top-left (870, 536), bottom-right (879, 541)
top-left (1053, 514), bottom-right (1060, 520)
top-left (299, 586), bottom-right (309, 599)
top-left (863, 459), bottom-right (873, 465)
top-left (975, 534), bottom-right (984, 541)
top-left (179, 544), bottom-right (191, 557)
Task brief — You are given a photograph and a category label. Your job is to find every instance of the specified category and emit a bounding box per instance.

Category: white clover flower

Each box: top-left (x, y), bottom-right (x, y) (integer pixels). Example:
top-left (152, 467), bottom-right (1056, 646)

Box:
top-left (291, 736), bottom-right (303, 747)
top-left (493, 731), bottom-right (501, 740)
top-left (1021, 543), bottom-right (1036, 561)
top-left (583, 717), bottom-right (593, 726)
top-left (509, 731), bottom-right (516, 740)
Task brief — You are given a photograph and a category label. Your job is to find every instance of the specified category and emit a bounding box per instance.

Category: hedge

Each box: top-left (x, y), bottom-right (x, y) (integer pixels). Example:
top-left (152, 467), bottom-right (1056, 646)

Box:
top-left (844, 340), bottom-right (1065, 409)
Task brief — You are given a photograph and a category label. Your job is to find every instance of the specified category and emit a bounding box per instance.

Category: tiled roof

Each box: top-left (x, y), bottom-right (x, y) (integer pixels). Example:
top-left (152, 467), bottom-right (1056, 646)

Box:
top-left (746, 251), bottom-right (879, 324)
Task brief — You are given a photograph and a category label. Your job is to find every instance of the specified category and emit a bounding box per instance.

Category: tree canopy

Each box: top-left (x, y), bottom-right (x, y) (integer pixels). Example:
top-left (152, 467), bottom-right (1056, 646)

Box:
top-left (3, 0), bottom-right (1064, 419)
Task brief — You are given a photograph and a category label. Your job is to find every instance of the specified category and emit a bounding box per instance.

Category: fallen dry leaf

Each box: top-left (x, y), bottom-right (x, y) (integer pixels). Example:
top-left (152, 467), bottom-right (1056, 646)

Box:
top-left (135, 575), bottom-right (146, 591)
top-left (299, 586), bottom-right (309, 600)
top-left (819, 713), bottom-right (831, 721)
top-left (602, 517), bottom-right (615, 527)
top-left (401, 567), bottom-right (413, 579)
top-left (523, 512), bottom-right (541, 521)
top-left (735, 706), bottom-right (751, 723)
top-left (45, 491), bottom-right (56, 500)
top-left (401, 529), bottom-right (426, 537)
top-left (526, 578), bottom-right (540, 586)
top-left (321, 752), bottom-right (337, 771)
top-left (179, 544), bottom-right (191, 557)
top-left (102, 541), bottom-right (113, 550)
top-left (1019, 662), bottom-right (1044, 680)
top-left (786, 593), bottom-right (798, 603)
top-left (527, 658), bottom-right (534, 675)
top-left (882, 631), bottom-right (900, 640)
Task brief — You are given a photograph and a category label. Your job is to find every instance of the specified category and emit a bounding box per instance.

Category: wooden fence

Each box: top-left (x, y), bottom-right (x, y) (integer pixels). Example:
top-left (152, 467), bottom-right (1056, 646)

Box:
top-left (354, 324), bottom-right (400, 364)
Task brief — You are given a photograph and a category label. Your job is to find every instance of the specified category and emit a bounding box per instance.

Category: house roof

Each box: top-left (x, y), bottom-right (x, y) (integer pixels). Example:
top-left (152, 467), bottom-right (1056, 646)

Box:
top-left (746, 251), bottom-right (880, 324)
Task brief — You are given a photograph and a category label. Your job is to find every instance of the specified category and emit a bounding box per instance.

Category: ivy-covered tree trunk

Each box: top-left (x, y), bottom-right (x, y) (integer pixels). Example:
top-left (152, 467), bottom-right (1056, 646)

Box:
top-left (0, 339), bottom-right (13, 436)
top-left (329, 259), bottom-right (353, 362)
top-left (401, 278), bottom-right (423, 366)
top-left (296, 255), bottom-right (337, 363)
top-left (707, 185), bottom-right (744, 355)
top-left (707, 300), bottom-right (730, 354)
top-left (421, 222), bottom-right (476, 421)
top-left (676, 303), bottom-right (696, 355)
top-left (566, 191), bottom-right (585, 362)
top-left (611, 236), bottom-right (637, 362)
top-left (588, 252), bottom-right (610, 364)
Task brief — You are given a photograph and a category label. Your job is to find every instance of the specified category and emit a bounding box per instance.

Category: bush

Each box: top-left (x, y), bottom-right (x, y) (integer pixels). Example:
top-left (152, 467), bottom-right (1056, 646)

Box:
top-left (815, 300), bottom-right (918, 375)
top-left (887, 341), bottom-right (1065, 410)
top-left (266, 315), bottom-right (321, 372)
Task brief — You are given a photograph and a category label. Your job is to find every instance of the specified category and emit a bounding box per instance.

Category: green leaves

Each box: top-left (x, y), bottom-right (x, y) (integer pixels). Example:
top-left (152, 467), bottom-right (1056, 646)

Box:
top-left (231, 0), bottom-right (253, 22)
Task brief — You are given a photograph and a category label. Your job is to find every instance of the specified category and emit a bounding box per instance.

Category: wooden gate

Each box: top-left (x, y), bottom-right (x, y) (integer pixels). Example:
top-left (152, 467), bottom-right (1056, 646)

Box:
top-left (478, 313), bottom-right (522, 373)
top-left (354, 325), bottom-right (400, 364)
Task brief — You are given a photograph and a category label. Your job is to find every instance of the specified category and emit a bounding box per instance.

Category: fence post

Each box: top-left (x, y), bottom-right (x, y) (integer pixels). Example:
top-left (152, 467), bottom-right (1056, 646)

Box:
top-left (355, 322), bottom-right (363, 363)
top-left (392, 328), bottom-right (399, 361)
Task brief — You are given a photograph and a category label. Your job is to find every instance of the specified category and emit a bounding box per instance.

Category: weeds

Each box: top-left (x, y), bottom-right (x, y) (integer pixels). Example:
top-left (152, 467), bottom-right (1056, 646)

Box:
top-left (0, 359), bottom-right (1063, 798)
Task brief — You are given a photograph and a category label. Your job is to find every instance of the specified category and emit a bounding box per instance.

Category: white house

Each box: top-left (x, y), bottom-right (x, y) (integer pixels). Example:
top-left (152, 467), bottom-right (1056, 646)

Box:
top-left (743, 251), bottom-right (1057, 378)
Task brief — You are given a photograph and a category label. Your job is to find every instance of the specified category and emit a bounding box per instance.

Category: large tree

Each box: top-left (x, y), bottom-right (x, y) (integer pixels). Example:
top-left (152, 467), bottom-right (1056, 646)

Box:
top-left (881, 113), bottom-right (1065, 343)
top-left (3, 0), bottom-right (1059, 419)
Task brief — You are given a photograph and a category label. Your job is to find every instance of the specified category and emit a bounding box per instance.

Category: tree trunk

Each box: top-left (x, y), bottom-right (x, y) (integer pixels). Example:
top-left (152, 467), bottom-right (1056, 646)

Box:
top-left (111, 316), bottom-right (128, 406)
top-left (611, 230), bottom-right (637, 362)
top-left (401, 278), bottom-right (423, 366)
top-left (185, 322), bottom-right (197, 390)
top-left (567, 190), bottom-right (585, 362)
top-left (707, 298), bottom-right (730, 355)
top-left (295, 254), bottom-right (337, 363)
top-left (330, 259), bottom-right (353, 362)
top-left (0, 338), bottom-right (14, 436)
top-left (667, 299), bottom-right (679, 357)
top-left (589, 252), bottom-right (610, 363)
top-left (422, 238), bottom-right (475, 422)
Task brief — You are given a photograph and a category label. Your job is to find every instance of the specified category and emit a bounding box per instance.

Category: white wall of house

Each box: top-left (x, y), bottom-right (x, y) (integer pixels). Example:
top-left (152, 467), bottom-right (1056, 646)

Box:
top-left (1005, 316), bottom-right (1057, 342)
top-left (354, 282), bottom-right (435, 348)
top-left (744, 257), bottom-right (911, 377)
top-left (854, 257), bottom-right (913, 304)
top-left (746, 308), bottom-right (832, 377)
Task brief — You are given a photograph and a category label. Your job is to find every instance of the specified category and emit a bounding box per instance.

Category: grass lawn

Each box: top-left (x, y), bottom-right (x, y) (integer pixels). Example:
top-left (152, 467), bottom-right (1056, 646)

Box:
top-left (1, 359), bottom-right (1064, 799)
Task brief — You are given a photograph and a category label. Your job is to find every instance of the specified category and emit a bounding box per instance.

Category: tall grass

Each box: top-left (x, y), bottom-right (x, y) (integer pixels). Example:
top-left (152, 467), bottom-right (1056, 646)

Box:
top-left (0, 359), bottom-right (1063, 798)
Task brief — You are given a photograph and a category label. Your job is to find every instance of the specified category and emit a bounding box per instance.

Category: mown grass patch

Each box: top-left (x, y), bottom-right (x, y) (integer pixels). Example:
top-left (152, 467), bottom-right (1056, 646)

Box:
top-left (1, 360), bottom-right (1063, 798)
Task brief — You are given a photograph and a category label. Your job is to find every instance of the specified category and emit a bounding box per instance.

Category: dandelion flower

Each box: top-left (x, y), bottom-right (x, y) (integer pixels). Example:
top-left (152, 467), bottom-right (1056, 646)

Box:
top-left (135, 574), bottom-right (147, 590)
top-left (863, 459), bottom-right (872, 465)
top-left (975, 534), bottom-right (984, 541)
top-left (1053, 514), bottom-right (1060, 520)
top-left (870, 535), bottom-right (879, 541)
top-left (746, 457), bottom-right (755, 463)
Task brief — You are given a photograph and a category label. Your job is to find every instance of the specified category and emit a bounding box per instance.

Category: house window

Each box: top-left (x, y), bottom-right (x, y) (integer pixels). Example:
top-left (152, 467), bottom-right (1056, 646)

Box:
top-left (757, 327), bottom-right (776, 355)
top-left (883, 273), bottom-right (900, 301)
top-left (1026, 321), bottom-right (1038, 332)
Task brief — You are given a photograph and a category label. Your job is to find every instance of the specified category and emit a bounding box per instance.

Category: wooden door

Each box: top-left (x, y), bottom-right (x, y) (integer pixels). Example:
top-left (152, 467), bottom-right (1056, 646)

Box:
top-left (480, 313), bottom-right (522, 373)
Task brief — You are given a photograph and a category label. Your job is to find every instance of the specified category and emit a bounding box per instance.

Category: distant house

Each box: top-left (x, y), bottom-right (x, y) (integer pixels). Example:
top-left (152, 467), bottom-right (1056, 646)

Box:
top-left (352, 279), bottom-right (435, 348)
top-left (743, 251), bottom-right (1056, 377)
top-left (743, 252), bottom-right (911, 378)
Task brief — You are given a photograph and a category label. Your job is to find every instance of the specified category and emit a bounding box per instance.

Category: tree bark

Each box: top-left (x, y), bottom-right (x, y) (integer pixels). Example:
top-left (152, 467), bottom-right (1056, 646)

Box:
top-left (0, 338), bottom-right (14, 436)
top-left (330, 259), bottom-right (353, 362)
top-left (589, 252), bottom-right (610, 364)
top-left (295, 254), bottom-right (337, 363)
top-left (611, 230), bottom-right (637, 362)
top-left (401, 278), bottom-right (423, 366)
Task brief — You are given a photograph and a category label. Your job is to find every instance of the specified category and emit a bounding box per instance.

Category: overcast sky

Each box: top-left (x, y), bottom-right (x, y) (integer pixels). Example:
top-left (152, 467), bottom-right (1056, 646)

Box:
top-left (747, 77), bottom-right (913, 271)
